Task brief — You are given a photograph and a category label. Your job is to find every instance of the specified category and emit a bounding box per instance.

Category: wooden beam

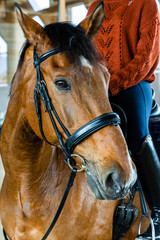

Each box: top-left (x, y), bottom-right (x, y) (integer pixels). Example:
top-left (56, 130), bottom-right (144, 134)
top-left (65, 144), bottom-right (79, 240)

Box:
top-left (58, 0), bottom-right (66, 22)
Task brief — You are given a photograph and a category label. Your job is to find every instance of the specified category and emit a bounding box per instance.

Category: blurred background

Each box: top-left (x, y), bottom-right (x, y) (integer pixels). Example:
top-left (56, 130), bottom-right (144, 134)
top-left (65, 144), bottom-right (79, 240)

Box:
top-left (0, 0), bottom-right (91, 84)
top-left (0, 0), bottom-right (160, 237)
top-left (0, 0), bottom-right (160, 123)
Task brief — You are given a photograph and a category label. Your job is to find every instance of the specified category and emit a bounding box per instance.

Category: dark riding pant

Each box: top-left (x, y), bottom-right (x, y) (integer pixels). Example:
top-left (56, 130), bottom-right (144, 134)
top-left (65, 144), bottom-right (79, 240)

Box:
top-left (110, 81), bottom-right (153, 154)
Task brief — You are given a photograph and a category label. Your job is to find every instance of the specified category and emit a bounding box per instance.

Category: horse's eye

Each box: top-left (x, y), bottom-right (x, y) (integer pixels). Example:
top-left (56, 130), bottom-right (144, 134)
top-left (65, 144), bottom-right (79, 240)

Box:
top-left (55, 79), bottom-right (71, 91)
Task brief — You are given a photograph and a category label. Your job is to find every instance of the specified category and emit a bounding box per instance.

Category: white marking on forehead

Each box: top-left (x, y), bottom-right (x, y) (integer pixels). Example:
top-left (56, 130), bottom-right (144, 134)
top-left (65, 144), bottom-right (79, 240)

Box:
top-left (80, 56), bottom-right (93, 71)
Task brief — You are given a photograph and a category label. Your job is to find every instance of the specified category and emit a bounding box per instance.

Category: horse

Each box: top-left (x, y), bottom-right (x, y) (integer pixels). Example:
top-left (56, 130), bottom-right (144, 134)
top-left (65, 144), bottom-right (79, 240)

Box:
top-left (0, 3), bottom-right (149, 240)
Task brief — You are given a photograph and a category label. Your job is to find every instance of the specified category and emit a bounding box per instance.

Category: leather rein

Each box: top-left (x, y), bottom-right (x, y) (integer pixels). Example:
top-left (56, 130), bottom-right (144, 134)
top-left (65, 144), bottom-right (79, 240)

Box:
top-left (3, 45), bottom-right (120, 240)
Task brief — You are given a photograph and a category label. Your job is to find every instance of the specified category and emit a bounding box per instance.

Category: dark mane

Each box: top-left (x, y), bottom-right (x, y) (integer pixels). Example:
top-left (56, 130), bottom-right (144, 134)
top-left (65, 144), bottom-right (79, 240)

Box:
top-left (10, 22), bottom-right (101, 94)
top-left (44, 22), bottom-right (100, 64)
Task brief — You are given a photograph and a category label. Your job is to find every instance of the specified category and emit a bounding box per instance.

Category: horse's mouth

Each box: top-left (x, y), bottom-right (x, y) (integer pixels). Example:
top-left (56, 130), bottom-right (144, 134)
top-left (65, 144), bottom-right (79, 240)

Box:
top-left (86, 171), bottom-right (130, 200)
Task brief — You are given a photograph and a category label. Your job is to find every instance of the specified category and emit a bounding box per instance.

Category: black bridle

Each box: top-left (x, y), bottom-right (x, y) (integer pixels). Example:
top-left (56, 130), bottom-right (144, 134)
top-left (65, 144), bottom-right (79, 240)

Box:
top-left (33, 46), bottom-right (120, 160)
top-left (3, 45), bottom-right (120, 240)
top-left (34, 46), bottom-right (120, 239)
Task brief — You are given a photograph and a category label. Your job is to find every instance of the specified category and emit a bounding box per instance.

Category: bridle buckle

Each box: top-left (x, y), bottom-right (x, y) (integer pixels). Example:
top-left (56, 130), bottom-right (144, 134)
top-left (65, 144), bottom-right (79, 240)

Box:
top-left (66, 154), bottom-right (88, 172)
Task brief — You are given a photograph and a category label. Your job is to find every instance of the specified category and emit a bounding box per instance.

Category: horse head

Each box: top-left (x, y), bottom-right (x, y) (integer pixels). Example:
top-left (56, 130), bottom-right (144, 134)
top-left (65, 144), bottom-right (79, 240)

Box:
top-left (14, 3), bottom-right (137, 201)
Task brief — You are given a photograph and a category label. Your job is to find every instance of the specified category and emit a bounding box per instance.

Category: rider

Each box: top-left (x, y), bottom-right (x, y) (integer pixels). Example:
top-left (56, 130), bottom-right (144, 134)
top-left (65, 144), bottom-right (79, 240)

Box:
top-left (87, 0), bottom-right (160, 239)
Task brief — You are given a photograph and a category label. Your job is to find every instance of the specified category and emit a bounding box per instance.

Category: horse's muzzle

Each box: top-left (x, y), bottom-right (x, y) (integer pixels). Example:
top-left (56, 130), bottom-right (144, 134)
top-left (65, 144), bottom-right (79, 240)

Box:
top-left (86, 165), bottom-right (137, 200)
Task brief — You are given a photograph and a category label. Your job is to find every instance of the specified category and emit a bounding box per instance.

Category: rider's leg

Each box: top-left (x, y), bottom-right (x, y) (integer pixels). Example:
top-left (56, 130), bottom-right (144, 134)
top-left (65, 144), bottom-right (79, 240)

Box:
top-left (110, 81), bottom-right (160, 239)
top-left (110, 81), bottom-right (152, 153)
top-left (135, 135), bottom-right (160, 240)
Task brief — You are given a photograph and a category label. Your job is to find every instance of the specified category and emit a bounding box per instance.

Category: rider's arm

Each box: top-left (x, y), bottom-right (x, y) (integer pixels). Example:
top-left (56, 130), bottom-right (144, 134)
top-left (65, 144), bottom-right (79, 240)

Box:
top-left (109, 0), bottom-right (160, 95)
top-left (110, 17), bottom-right (160, 95)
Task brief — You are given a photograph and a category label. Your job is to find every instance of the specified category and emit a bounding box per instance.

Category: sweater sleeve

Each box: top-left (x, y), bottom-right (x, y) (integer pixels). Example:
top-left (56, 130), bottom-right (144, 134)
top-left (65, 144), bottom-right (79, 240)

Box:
top-left (110, 16), bottom-right (160, 95)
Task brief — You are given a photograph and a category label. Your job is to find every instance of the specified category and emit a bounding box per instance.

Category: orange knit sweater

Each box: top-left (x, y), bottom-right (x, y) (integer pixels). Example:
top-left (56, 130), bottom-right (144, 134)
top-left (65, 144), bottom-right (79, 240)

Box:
top-left (87, 0), bottom-right (160, 95)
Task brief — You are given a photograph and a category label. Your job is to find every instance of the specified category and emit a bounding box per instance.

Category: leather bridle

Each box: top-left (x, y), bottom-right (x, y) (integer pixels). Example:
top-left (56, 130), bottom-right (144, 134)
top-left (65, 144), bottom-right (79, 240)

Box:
top-left (33, 46), bottom-right (120, 162)
top-left (3, 45), bottom-right (120, 240)
top-left (33, 46), bottom-right (120, 239)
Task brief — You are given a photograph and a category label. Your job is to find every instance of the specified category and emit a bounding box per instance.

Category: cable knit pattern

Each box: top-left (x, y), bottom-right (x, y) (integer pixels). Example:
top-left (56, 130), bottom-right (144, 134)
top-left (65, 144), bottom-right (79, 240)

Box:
top-left (87, 0), bottom-right (160, 95)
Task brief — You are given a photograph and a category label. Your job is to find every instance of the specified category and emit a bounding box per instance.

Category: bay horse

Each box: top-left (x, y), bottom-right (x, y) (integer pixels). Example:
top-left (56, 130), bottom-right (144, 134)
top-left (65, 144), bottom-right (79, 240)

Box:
top-left (0, 3), bottom-right (149, 240)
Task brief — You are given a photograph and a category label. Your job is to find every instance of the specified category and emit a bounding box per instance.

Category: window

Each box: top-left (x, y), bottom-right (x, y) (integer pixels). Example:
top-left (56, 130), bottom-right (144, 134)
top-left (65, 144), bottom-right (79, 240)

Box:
top-left (0, 36), bottom-right (7, 83)
top-left (70, 4), bottom-right (87, 25)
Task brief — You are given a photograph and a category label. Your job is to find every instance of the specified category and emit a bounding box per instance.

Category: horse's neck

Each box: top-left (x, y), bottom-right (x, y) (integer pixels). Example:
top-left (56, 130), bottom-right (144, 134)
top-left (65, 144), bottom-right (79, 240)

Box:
top-left (2, 98), bottom-right (66, 192)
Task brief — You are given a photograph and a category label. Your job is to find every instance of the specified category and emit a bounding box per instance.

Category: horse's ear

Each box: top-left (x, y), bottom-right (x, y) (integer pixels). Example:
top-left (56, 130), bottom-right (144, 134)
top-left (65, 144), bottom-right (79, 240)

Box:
top-left (78, 1), bottom-right (104, 40)
top-left (15, 3), bottom-right (46, 46)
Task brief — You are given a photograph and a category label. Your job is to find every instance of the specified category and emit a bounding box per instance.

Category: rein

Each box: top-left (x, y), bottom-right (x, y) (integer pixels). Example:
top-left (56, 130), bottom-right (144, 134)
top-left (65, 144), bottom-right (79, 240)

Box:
top-left (3, 44), bottom-right (120, 240)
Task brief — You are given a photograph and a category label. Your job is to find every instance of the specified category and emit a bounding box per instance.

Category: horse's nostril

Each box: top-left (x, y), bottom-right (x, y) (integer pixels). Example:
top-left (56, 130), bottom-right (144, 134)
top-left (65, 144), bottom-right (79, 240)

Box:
top-left (105, 171), bottom-right (125, 193)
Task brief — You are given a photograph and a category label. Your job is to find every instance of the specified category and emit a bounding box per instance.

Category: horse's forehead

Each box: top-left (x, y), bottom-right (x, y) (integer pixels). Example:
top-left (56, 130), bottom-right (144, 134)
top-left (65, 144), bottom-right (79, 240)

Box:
top-left (80, 56), bottom-right (93, 72)
top-left (53, 54), bottom-right (95, 71)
